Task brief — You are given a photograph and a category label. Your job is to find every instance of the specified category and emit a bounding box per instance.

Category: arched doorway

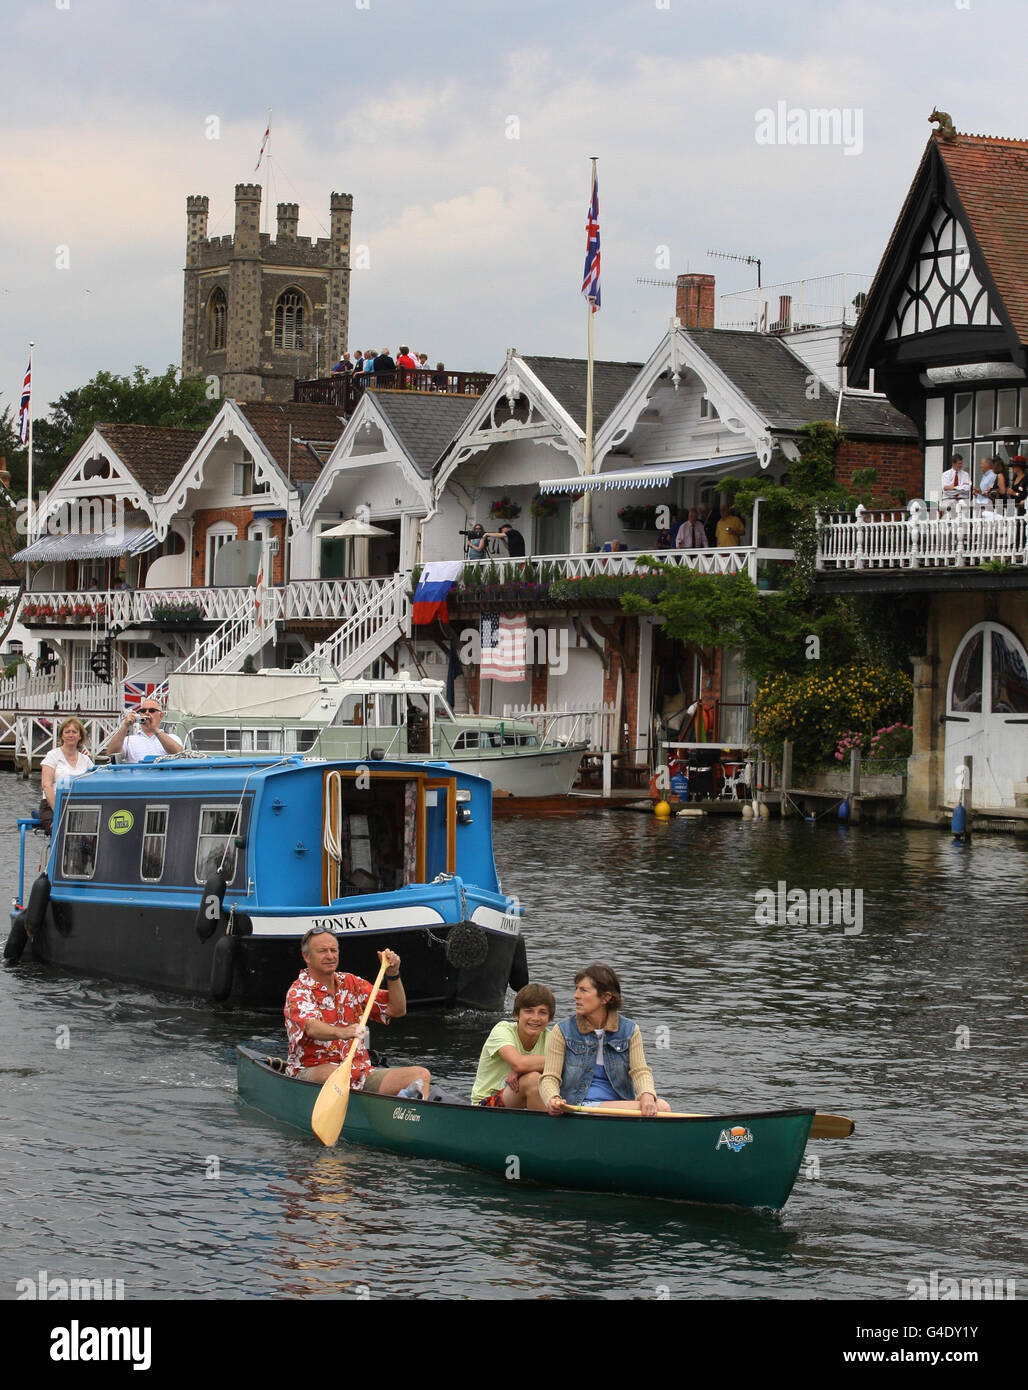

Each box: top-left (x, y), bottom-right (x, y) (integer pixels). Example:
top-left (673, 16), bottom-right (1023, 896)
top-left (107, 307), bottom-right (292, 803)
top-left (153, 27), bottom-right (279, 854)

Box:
top-left (944, 621), bottom-right (1028, 806)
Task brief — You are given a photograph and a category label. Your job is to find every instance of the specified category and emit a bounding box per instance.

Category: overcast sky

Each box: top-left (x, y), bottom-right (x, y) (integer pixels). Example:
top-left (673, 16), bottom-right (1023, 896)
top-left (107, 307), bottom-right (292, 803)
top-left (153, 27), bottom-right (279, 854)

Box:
top-left (3, 0), bottom-right (1026, 422)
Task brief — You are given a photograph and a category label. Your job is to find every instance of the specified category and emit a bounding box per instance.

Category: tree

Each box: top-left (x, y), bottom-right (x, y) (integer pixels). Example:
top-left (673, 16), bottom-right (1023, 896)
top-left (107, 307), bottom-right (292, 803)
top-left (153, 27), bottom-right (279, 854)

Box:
top-left (31, 364), bottom-right (219, 490)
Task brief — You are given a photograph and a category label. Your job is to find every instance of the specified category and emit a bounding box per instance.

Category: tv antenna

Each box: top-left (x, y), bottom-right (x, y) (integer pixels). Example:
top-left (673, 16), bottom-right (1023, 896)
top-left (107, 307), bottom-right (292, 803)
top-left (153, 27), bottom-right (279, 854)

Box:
top-left (707, 249), bottom-right (762, 288)
top-left (636, 277), bottom-right (678, 289)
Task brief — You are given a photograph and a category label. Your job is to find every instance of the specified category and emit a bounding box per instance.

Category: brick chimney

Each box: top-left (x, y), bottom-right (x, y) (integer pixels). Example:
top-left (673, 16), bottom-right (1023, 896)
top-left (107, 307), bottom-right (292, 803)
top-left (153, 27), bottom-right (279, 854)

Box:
top-left (676, 273), bottom-right (715, 329)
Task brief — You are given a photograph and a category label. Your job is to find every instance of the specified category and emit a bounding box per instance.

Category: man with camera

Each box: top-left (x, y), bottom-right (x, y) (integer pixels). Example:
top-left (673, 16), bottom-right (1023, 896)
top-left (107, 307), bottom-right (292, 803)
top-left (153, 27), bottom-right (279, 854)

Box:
top-left (104, 699), bottom-right (183, 763)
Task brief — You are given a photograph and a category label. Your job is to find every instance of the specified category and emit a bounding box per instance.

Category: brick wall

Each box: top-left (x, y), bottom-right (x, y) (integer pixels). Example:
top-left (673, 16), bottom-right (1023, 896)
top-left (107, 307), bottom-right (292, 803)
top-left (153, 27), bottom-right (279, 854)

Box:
top-left (836, 439), bottom-right (923, 503)
top-left (191, 507), bottom-right (286, 587)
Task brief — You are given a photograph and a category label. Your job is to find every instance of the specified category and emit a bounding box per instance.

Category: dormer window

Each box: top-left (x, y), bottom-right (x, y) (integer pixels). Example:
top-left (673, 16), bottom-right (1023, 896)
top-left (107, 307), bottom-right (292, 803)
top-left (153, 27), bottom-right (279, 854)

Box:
top-left (233, 454), bottom-right (271, 496)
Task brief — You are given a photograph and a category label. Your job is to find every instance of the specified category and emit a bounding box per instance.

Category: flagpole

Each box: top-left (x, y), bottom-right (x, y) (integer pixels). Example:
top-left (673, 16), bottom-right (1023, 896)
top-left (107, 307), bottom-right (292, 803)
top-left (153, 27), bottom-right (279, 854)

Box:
top-left (26, 341), bottom-right (34, 576)
top-left (581, 158), bottom-right (598, 554)
top-left (264, 109), bottom-right (271, 234)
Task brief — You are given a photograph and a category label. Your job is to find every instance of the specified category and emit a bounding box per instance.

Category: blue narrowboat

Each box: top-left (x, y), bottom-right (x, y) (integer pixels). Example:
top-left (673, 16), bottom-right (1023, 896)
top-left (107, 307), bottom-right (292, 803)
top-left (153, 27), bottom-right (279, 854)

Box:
top-left (6, 755), bottom-right (528, 1010)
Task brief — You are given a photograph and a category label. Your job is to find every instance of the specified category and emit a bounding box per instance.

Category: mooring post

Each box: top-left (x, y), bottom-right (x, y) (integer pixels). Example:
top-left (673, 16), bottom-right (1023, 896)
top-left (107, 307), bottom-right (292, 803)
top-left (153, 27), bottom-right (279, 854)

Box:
top-left (849, 748), bottom-right (861, 823)
top-left (963, 755), bottom-right (973, 837)
top-left (781, 740), bottom-right (793, 817)
top-left (602, 750), bottom-right (612, 798)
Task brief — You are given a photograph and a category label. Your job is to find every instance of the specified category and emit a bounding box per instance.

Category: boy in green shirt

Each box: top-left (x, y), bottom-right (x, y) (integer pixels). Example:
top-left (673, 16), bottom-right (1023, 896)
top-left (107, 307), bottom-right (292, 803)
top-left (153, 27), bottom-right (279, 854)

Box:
top-left (470, 983), bottom-right (556, 1108)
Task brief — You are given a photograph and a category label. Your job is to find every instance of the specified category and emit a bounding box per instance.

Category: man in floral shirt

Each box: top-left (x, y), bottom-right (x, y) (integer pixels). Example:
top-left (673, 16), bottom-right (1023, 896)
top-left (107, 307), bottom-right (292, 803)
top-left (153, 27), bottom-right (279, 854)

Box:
top-left (284, 928), bottom-right (432, 1097)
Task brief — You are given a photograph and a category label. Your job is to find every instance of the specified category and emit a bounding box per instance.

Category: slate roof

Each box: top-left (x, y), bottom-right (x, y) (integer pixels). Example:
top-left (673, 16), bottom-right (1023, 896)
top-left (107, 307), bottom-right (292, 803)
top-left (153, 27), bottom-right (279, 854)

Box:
top-left (522, 356), bottom-right (643, 431)
top-left (234, 402), bottom-right (347, 484)
top-left (94, 424), bottom-right (207, 495)
top-left (686, 329), bottom-right (916, 439)
top-left (370, 391), bottom-right (480, 477)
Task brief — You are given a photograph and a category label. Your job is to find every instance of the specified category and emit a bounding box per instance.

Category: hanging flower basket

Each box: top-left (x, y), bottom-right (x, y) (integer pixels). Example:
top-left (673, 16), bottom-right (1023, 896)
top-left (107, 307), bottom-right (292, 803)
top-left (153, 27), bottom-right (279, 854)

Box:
top-left (489, 496), bottom-right (522, 521)
top-left (530, 493), bottom-right (559, 519)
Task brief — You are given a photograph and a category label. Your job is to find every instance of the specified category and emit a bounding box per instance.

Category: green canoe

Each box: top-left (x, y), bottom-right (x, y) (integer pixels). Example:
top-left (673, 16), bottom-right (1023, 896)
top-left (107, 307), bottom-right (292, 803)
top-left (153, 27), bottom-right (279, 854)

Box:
top-left (237, 1046), bottom-right (815, 1210)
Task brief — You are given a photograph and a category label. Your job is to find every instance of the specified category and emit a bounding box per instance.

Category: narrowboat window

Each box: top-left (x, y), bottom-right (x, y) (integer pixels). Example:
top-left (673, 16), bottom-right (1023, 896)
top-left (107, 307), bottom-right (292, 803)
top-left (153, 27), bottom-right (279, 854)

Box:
top-left (224, 729), bottom-right (242, 751)
top-left (62, 806), bottom-right (100, 879)
top-left (141, 806), bottom-right (169, 881)
top-left (292, 729), bottom-right (319, 752)
top-left (523, 734), bottom-right (539, 747)
top-left (195, 806), bottom-right (240, 882)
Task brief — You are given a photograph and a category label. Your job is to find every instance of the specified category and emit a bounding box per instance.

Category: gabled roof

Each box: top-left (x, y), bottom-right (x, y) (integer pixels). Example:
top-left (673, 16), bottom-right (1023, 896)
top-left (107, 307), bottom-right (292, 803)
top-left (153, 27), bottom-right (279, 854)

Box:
top-left (369, 391), bottom-right (480, 478)
top-left (93, 423), bottom-right (207, 494)
top-left (233, 403), bottom-right (347, 484)
top-left (844, 128), bottom-right (1028, 380)
top-left (935, 132), bottom-right (1028, 343)
top-left (521, 356), bottom-right (642, 431)
top-left (687, 330), bottom-right (916, 438)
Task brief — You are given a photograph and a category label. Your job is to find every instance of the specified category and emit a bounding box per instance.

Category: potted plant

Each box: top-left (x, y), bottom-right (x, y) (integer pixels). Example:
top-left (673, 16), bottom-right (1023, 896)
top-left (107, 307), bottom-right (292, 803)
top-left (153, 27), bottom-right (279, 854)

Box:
top-left (489, 496), bottom-right (522, 521)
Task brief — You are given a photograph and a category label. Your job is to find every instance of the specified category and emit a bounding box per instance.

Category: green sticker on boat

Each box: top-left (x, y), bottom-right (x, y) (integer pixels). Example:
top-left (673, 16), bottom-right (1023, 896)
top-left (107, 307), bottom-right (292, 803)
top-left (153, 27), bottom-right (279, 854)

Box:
top-left (108, 810), bottom-right (134, 835)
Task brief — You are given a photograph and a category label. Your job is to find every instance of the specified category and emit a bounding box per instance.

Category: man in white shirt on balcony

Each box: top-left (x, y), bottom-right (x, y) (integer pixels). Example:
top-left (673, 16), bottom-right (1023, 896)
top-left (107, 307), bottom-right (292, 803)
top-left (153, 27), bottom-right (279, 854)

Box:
top-left (104, 700), bottom-right (183, 763)
top-left (941, 453), bottom-right (971, 503)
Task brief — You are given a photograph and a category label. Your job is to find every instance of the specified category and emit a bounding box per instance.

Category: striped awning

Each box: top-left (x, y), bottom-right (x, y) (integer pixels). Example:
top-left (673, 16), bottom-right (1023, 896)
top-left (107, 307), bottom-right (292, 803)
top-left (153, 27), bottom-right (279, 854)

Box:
top-left (539, 453), bottom-right (755, 493)
top-left (12, 522), bottom-right (159, 564)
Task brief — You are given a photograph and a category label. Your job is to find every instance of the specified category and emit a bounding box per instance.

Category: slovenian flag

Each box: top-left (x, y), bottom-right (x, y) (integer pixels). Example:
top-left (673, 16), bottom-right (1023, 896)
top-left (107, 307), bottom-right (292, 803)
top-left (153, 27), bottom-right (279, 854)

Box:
top-left (412, 560), bottom-right (463, 625)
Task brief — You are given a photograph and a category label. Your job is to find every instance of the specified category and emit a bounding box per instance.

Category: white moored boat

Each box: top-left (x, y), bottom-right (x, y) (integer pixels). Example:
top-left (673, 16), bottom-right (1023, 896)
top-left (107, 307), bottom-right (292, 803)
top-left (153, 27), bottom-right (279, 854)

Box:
top-left (167, 671), bottom-right (588, 798)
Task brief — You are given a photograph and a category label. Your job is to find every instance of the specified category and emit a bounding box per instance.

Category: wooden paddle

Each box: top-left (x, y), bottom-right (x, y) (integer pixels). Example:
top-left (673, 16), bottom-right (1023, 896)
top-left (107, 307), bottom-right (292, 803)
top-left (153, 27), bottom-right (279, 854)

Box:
top-left (563, 1104), bottom-right (854, 1139)
top-left (311, 954), bottom-right (390, 1147)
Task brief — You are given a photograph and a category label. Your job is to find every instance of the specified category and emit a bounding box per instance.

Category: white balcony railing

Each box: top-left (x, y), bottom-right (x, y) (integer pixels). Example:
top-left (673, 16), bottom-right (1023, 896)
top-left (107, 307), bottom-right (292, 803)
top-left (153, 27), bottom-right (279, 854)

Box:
top-left (817, 501), bottom-right (1028, 571)
top-left (459, 547), bottom-right (757, 581)
top-left (18, 586), bottom-right (262, 627)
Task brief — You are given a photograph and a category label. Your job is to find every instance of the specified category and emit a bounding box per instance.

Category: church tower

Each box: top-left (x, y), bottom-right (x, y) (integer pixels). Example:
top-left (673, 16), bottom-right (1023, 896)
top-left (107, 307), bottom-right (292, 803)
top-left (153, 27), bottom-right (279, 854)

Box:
top-left (181, 184), bottom-right (354, 402)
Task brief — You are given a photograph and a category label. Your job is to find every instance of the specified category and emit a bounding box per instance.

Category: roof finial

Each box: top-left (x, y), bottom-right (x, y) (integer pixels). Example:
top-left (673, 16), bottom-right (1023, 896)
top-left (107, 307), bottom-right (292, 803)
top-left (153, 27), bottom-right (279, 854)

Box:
top-left (929, 108), bottom-right (957, 142)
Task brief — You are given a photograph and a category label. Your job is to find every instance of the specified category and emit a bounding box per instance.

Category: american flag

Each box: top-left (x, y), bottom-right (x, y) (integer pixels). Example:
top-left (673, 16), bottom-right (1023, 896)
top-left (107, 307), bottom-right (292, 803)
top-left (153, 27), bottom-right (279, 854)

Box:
top-left (255, 116), bottom-right (271, 171)
top-left (581, 167), bottom-right (600, 311)
top-left (18, 357), bottom-right (31, 445)
top-left (480, 612), bottom-right (527, 682)
top-left (123, 681), bottom-right (159, 709)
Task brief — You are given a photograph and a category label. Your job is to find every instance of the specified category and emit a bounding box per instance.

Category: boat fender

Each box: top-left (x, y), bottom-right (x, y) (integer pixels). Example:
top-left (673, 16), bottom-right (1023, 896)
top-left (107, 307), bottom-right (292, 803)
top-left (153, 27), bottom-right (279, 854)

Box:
top-left (838, 799), bottom-right (850, 822)
top-left (952, 802), bottom-right (966, 838)
top-left (195, 872), bottom-right (227, 943)
top-left (445, 921), bottom-right (490, 969)
top-left (508, 934), bottom-right (529, 992)
top-left (3, 911), bottom-right (29, 965)
top-left (25, 874), bottom-right (51, 936)
top-left (210, 935), bottom-right (238, 1003)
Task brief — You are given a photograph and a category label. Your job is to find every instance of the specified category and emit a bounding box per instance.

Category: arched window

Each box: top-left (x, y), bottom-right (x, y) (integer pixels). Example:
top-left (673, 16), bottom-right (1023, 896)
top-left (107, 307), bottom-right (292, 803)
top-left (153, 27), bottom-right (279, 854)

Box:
top-left (274, 290), bottom-right (306, 350)
top-left (208, 288), bottom-right (227, 352)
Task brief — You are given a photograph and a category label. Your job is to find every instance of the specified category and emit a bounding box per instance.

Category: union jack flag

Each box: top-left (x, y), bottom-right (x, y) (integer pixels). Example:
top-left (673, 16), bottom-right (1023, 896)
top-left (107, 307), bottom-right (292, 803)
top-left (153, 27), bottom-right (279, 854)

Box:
top-left (18, 357), bottom-right (31, 445)
top-left (123, 681), bottom-right (158, 709)
top-left (581, 168), bottom-right (600, 311)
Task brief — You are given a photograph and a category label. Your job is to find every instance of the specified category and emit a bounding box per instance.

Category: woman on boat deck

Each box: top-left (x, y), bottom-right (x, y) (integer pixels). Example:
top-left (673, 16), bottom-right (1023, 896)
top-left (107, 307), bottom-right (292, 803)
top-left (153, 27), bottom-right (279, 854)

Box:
top-left (540, 964), bottom-right (670, 1118)
top-left (41, 718), bottom-right (94, 810)
top-left (470, 983), bottom-right (556, 1109)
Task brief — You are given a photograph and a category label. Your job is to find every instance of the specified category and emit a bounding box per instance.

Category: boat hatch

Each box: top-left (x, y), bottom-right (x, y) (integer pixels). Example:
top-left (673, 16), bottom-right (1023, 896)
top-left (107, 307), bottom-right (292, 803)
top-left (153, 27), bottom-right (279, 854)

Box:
top-left (321, 768), bottom-right (458, 905)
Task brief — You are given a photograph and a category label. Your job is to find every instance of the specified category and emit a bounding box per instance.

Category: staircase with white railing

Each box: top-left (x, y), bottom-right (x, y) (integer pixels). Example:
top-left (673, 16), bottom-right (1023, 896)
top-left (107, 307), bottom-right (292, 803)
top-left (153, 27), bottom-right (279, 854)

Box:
top-left (293, 572), bottom-right (411, 679)
top-left (174, 591), bottom-right (282, 677)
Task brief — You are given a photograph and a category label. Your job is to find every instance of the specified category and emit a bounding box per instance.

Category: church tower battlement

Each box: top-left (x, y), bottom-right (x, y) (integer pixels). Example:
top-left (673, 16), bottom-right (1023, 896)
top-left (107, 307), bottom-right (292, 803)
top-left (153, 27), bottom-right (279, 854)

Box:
top-left (181, 183), bottom-right (353, 402)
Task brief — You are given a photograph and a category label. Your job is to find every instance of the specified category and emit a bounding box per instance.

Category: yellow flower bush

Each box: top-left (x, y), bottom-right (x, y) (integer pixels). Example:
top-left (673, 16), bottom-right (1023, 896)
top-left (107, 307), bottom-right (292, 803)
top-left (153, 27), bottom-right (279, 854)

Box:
top-left (752, 666), bottom-right (913, 772)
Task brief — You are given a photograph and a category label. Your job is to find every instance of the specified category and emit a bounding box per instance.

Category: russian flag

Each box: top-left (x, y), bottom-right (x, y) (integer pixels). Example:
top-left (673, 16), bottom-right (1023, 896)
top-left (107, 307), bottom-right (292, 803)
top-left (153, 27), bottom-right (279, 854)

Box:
top-left (412, 560), bottom-right (463, 625)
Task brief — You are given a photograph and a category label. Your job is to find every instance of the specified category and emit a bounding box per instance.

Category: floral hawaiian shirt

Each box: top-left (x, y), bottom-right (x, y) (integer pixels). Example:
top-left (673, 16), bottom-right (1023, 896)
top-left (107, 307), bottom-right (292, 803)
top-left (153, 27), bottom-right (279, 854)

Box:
top-left (284, 969), bottom-right (390, 1086)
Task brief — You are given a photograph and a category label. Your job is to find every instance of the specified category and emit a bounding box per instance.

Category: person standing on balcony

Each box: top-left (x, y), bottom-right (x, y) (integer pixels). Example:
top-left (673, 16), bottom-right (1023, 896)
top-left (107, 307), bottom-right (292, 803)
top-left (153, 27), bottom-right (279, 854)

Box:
top-left (494, 522), bottom-right (525, 558)
top-left (373, 347), bottom-right (396, 376)
top-left (716, 507), bottom-right (745, 547)
top-left (941, 453), bottom-right (971, 503)
top-left (396, 346), bottom-right (417, 371)
top-left (675, 508), bottom-right (704, 549)
top-left (1010, 457), bottom-right (1028, 515)
top-left (104, 701), bottom-right (183, 763)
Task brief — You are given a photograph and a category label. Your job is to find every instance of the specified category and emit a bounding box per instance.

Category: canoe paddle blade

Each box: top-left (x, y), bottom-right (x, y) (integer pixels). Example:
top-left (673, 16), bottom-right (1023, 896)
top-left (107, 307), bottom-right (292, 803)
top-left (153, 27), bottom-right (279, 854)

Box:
top-left (311, 1059), bottom-right (354, 1147)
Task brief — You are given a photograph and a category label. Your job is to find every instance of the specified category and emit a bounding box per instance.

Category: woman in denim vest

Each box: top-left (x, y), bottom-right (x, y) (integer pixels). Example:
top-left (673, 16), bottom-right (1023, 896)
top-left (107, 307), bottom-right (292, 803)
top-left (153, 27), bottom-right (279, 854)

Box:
top-left (539, 963), bottom-right (669, 1118)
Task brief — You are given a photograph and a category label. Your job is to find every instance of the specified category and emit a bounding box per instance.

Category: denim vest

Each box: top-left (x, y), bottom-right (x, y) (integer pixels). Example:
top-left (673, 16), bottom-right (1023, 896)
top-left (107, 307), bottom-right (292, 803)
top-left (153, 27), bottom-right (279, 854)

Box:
top-left (557, 1014), bottom-right (635, 1104)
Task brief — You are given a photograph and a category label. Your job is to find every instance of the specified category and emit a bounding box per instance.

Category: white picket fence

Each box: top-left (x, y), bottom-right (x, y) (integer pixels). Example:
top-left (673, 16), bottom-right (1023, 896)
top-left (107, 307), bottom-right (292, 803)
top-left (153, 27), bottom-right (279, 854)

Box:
top-left (502, 700), bottom-right (617, 753)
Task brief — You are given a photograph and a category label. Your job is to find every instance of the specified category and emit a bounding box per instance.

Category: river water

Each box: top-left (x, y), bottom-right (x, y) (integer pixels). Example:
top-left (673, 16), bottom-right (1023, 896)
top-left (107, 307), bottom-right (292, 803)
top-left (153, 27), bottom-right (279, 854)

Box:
top-left (1, 770), bottom-right (1025, 1302)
